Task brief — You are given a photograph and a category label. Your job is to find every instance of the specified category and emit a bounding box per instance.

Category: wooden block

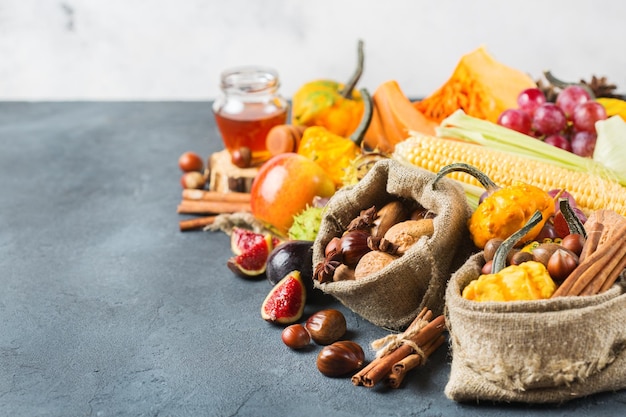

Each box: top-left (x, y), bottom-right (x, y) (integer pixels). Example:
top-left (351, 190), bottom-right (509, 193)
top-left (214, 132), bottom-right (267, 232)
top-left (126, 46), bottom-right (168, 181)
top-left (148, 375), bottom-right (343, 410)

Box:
top-left (208, 150), bottom-right (259, 193)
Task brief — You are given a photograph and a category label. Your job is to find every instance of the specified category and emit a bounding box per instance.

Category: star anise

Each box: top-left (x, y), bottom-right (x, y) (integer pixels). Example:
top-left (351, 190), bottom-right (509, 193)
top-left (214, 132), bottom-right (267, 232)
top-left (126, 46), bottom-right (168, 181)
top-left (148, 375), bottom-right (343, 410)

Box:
top-left (580, 75), bottom-right (620, 98)
top-left (346, 206), bottom-right (377, 232)
top-left (366, 236), bottom-right (400, 256)
top-left (313, 259), bottom-right (341, 283)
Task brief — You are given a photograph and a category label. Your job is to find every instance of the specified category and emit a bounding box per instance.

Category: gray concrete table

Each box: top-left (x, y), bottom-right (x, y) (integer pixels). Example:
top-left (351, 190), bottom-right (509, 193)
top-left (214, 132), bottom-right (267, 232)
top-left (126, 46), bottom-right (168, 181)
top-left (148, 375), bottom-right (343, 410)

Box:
top-left (1, 102), bottom-right (623, 416)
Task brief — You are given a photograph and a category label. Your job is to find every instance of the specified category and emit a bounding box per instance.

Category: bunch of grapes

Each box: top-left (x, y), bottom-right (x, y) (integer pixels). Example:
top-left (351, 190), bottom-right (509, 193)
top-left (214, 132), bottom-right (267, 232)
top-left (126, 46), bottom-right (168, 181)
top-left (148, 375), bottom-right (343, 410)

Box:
top-left (497, 86), bottom-right (607, 157)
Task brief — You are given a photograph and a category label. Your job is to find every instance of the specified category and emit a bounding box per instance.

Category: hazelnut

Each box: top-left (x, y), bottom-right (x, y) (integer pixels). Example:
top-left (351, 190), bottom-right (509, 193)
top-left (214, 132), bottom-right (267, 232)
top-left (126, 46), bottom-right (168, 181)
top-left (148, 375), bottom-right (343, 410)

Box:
top-left (332, 264), bottom-right (356, 281)
top-left (230, 147), bottom-right (252, 168)
top-left (316, 341), bottom-right (365, 377)
top-left (281, 324), bottom-right (311, 350)
top-left (305, 309), bottom-right (347, 345)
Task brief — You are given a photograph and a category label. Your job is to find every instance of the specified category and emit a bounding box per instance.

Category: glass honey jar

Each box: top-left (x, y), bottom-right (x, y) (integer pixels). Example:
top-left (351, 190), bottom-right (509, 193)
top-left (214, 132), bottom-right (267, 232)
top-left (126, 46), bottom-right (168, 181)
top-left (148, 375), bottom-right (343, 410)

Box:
top-left (212, 66), bottom-right (289, 165)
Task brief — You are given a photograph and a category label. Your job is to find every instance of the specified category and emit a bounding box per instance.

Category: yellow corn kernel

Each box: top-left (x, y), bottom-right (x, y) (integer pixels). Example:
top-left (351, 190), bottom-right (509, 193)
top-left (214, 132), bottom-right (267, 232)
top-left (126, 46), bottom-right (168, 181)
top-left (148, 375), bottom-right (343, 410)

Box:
top-left (393, 135), bottom-right (626, 216)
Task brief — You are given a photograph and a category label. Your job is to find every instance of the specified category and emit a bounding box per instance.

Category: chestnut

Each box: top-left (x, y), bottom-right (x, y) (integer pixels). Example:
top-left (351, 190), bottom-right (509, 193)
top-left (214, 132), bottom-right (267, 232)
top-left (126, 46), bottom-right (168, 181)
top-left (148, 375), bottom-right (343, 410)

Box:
top-left (547, 248), bottom-right (579, 282)
top-left (339, 230), bottom-right (372, 268)
top-left (483, 238), bottom-right (504, 262)
top-left (178, 151), bottom-right (204, 172)
top-left (510, 250), bottom-right (533, 265)
top-left (560, 234), bottom-right (585, 257)
top-left (281, 324), bottom-right (311, 350)
top-left (305, 309), bottom-right (347, 345)
top-left (316, 340), bottom-right (365, 377)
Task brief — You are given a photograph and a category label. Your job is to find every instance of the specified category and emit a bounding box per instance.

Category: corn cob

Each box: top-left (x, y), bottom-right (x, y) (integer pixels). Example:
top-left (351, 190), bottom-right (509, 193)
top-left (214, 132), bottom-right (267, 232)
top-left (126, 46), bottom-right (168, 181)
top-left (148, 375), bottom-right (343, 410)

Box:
top-left (393, 134), bottom-right (626, 216)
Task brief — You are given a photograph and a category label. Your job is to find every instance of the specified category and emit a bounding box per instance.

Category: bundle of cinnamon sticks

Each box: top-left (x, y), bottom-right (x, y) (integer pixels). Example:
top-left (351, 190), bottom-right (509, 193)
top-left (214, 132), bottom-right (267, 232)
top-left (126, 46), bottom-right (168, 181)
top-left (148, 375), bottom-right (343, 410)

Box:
top-left (352, 308), bottom-right (447, 389)
top-left (552, 209), bottom-right (626, 297)
top-left (177, 189), bottom-right (251, 231)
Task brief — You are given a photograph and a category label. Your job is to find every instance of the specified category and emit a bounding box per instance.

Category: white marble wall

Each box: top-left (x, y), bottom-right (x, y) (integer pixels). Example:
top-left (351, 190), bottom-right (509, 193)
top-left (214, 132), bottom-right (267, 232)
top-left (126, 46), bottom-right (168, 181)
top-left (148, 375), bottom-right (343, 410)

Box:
top-left (1, 0), bottom-right (625, 100)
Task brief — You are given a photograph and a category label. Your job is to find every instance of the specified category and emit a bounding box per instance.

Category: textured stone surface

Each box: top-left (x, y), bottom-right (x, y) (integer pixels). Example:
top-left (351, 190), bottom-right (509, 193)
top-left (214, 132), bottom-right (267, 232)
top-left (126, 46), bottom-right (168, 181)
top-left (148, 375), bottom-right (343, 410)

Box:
top-left (0, 102), bottom-right (624, 416)
top-left (1, 1), bottom-right (625, 100)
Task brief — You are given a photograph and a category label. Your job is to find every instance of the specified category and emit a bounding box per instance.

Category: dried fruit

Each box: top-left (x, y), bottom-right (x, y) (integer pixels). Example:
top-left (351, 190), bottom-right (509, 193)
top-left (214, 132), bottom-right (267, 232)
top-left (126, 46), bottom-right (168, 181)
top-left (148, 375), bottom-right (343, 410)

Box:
top-left (305, 309), bottom-right (347, 345)
top-left (227, 234), bottom-right (274, 278)
top-left (261, 270), bottom-right (306, 324)
top-left (281, 324), bottom-right (311, 349)
top-left (316, 340), bottom-right (365, 377)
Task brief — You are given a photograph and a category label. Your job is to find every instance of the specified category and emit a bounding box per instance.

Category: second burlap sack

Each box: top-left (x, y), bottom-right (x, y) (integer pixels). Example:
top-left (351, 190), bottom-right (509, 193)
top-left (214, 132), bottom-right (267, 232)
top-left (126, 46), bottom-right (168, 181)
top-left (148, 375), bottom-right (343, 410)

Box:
top-left (445, 252), bottom-right (626, 403)
top-left (312, 159), bottom-right (473, 330)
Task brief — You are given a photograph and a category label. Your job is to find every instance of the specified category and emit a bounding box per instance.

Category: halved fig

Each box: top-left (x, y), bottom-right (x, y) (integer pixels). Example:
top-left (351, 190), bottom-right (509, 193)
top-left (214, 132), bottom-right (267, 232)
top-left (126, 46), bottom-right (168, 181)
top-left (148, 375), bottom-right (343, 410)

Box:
top-left (227, 233), bottom-right (273, 278)
top-left (261, 270), bottom-right (306, 324)
top-left (230, 227), bottom-right (280, 255)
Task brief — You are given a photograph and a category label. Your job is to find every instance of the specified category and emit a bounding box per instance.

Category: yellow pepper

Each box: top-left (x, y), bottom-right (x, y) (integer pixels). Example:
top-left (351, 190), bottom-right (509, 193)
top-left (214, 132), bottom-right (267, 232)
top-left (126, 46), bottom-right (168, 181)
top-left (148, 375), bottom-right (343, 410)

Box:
top-left (462, 261), bottom-right (556, 302)
top-left (292, 40), bottom-right (365, 137)
top-left (298, 89), bottom-right (373, 188)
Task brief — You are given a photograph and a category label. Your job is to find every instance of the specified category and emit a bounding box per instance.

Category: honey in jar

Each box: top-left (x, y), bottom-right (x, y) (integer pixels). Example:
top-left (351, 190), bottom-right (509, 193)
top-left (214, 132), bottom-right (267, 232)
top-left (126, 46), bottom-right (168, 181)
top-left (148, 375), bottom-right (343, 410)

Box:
top-left (212, 67), bottom-right (288, 164)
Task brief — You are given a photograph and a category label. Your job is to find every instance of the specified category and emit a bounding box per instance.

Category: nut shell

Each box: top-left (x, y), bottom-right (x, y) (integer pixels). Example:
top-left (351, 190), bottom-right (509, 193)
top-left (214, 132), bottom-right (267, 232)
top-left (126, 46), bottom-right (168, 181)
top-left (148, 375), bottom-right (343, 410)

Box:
top-left (316, 340), bottom-right (365, 377)
top-left (305, 309), bottom-right (347, 345)
top-left (281, 324), bottom-right (311, 349)
top-left (354, 251), bottom-right (398, 280)
top-left (383, 218), bottom-right (434, 254)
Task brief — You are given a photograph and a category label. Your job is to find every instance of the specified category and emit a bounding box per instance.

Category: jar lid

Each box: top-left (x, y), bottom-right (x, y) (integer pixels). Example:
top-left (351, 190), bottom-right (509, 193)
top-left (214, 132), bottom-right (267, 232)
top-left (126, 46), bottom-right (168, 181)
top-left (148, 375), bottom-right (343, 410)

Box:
top-left (220, 66), bottom-right (280, 94)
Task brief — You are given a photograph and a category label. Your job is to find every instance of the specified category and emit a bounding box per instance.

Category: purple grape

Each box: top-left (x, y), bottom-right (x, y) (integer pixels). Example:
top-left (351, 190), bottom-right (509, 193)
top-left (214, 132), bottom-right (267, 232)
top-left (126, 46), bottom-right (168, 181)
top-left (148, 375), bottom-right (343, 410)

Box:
top-left (547, 189), bottom-right (577, 211)
top-left (570, 131), bottom-right (597, 157)
top-left (532, 103), bottom-right (567, 136)
top-left (544, 134), bottom-right (572, 152)
top-left (556, 85), bottom-right (591, 119)
top-left (497, 108), bottom-right (532, 134)
top-left (572, 101), bottom-right (607, 133)
top-left (517, 88), bottom-right (547, 117)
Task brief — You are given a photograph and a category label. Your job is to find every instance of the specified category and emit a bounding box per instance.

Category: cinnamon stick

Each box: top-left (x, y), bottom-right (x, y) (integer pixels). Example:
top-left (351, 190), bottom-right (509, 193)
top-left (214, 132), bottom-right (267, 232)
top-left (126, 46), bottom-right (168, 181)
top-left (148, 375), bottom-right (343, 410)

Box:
top-left (581, 250), bottom-right (626, 295)
top-left (182, 189), bottom-right (251, 203)
top-left (599, 252), bottom-right (626, 293)
top-left (361, 345), bottom-right (413, 388)
top-left (176, 200), bottom-right (251, 214)
top-left (578, 221), bottom-right (603, 264)
top-left (179, 215), bottom-right (218, 231)
top-left (386, 334), bottom-right (446, 389)
top-left (552, 223), bottom-right (626, 297)
top-left (358, 315), bottom-right (446, 388)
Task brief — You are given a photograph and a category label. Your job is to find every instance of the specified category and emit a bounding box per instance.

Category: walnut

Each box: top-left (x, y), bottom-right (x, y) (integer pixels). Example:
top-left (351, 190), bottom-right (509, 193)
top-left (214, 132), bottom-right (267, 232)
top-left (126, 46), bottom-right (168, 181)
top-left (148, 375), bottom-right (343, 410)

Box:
top-left (354, 251), bottom-right (398, 280)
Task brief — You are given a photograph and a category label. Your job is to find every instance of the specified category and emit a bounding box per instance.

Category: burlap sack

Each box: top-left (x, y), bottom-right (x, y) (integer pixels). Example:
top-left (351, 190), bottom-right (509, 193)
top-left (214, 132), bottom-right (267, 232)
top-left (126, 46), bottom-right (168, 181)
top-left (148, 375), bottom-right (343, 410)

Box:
top-left (312, 159), bottom-right (473, 330)
top-left (445, 252), bottom-right (626, 403)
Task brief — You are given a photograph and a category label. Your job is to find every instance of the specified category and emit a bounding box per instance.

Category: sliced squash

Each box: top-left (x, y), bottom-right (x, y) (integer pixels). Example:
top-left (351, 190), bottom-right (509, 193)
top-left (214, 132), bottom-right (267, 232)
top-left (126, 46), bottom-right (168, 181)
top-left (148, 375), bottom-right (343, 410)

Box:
top-left (364, 80), bottom-right (437, 152)
top-left (414, 46), bottom-right (536, 124)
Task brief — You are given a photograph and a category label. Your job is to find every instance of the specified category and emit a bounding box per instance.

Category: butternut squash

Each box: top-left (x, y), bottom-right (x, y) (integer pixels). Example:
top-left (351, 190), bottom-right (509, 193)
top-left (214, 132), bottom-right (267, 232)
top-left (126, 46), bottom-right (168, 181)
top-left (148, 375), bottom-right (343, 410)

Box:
top-left (414, 46), bottom-right (537, 123)
top-left (363, 80), bottom-right (437, 153)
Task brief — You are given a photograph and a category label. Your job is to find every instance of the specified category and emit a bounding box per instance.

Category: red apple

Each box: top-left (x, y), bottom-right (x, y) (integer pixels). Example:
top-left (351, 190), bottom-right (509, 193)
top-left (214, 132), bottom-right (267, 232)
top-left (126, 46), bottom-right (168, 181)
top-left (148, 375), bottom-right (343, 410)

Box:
top-left (250, 153), bottom-right (335, 236)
